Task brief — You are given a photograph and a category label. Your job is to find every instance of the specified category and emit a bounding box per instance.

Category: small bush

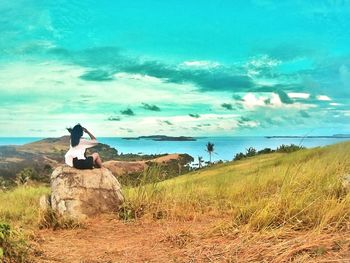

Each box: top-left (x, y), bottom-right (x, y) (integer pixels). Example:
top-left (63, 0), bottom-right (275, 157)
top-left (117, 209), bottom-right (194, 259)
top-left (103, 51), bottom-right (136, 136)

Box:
top-left (277, 144), bottom-right (305, 153)
top-left (246, 147), bottom-right (257, 157)
top-left (234, 152), bottom-right (246, 161)
top-left (0, 222), bottom-right (28, 262)
top-left (258, 148), bottom-right (274, 154)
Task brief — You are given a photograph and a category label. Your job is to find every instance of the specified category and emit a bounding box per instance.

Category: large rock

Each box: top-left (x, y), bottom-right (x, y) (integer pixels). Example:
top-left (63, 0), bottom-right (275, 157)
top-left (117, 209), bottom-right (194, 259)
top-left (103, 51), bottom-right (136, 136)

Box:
top-left (50, 166), bottom-right (124, 219)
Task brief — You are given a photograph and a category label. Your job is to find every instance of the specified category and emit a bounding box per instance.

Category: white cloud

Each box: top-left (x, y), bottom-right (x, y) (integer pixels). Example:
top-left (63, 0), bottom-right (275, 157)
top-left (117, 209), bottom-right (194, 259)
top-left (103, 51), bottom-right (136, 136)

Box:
top-left (240, 120), bottom-right (260, 128)
top-left (111, 113), bottom-right (239, 136)
top-left (181, 60), bottom-right (220, 68)
top-left (270, 93), bottom-right (283, 107)
top-left (243, 93), bottom-right (267, 108)
top-left (114, 72), bottom-right (163, 83)
top-left (317, 95), bottom-right (332, 101)
top-left (288, 92), bottom-right (310, 99)
top-left (242, 92), bottom-right (316, 110)
top-left (0, 60), bottom-right (246, 136)
top-left (247, 55), bottom-right (281, 68)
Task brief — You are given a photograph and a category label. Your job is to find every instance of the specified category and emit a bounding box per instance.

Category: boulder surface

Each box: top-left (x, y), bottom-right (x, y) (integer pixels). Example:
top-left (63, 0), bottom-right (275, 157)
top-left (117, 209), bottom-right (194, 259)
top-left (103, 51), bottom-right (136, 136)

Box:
top-left (50, 165), bottom-right (124, 219)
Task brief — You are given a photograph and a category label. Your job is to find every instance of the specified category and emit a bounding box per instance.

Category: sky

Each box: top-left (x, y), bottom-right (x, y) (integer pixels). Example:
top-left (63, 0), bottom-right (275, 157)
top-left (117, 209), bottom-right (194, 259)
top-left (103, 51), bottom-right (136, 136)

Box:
top-left (0, 0), bottom-right (350, 137)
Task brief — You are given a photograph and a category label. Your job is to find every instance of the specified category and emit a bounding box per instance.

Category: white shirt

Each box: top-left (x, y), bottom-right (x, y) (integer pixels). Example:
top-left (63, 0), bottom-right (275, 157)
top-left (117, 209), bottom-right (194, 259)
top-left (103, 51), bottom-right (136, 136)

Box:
top-left (65, 138), bottom-right (98, 167)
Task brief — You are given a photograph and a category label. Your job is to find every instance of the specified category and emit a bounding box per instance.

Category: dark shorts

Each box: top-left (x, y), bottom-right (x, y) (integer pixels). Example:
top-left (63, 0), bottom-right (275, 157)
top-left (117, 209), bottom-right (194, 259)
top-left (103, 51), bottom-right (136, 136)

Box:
top-left (73, 156), bottom-right (94, 169)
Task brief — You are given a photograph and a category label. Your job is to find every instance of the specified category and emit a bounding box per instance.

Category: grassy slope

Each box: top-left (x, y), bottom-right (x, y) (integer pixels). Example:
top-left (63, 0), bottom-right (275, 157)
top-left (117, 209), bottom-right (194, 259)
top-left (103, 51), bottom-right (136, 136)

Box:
top-left (1, 141), bottom-right (350, 261)
top-left (125, 141), bottom-right (350, 231)
top-left (0, 141), bottom-right (349, 230)
top-left (0, 186), bottom-right (50, 228)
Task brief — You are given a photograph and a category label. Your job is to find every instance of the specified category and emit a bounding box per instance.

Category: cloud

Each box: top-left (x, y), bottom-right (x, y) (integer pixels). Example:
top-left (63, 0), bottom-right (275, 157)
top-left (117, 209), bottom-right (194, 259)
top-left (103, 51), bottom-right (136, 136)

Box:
top-left (107, 116), bottom-right (121, 121)
top-left (237, 116), bottom-right (260, 128)
top-left (116, 73), bottom-right (163, 83)
top-left (181, 60), bottom-right (220, 68)
top-left (80, 70), bottom-right (114, 81)
top-left (241, 92), bottom-right (314, 110)
top-left (32, 45), bottom-right (260, 94)
top-left (232, 95), bottom-right (243, 101)
top-left (141, 103), bottom-right (161, 111)
top-left (160, 120), bottom-right (173, 126)
top-left (119, 127), bottom-right (133, 133)
top-left (120, 108), bottom-right (135, 116)
top-left (245, 55), bottom-right (281, 77)
top-left (276, 90), bottom-right (293, 104)
top-left (300, 111), bottom-right (310, 118)
top-left (288, 92), bottom-right (310, 99)
top-left (243, 93), bottom-right (266, 108)
top-left (189, 113), bottom-right (200, 118)
top-left (221, 103), bottom-right (233, 110)
top-left (317, 95), bottom-right (332, 101)
top-left (2, 42), bottom-right (348, 136)
top-left (194, 72), bottom-right (254, 92)
top-left (258, 43), bottom-right (318, 61)
top-left (329, 102), bottom-right (342, 106)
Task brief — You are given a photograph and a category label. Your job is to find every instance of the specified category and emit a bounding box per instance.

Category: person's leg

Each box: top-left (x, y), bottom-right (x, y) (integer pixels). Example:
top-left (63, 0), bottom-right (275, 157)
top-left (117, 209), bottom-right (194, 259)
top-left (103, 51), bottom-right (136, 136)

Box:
top-left (92, 153), bottom-right (103, 168)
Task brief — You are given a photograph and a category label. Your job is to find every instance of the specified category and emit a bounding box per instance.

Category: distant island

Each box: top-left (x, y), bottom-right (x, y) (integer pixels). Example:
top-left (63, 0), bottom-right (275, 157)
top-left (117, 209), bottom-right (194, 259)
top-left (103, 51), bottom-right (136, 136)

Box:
top-left (266, 134), bottom-right (350, 139)
top-left (122, 135), bottom-right (196, 141)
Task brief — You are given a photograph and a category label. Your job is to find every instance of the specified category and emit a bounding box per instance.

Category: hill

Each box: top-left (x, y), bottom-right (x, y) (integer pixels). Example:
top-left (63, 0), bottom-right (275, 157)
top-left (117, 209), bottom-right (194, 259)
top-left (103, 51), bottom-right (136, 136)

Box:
top-left (0, 137), bottom-right (194, 184)
top-left (124, 141), bottom-right (350, 229)
top-left (1, 141), bottom-right (350, 262)
top-left (0, 136), bottom-right (119, 180)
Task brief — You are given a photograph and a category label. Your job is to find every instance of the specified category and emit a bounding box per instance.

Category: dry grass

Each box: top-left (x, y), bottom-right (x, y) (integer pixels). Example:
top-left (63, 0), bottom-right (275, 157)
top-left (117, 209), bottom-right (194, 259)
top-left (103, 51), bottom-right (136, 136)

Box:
top-left (124, 142), bottom-right (350, 231)
top-left (1, 142), bottom-right (350, 262)
top-left (0, 186), bottom-right (50, 228)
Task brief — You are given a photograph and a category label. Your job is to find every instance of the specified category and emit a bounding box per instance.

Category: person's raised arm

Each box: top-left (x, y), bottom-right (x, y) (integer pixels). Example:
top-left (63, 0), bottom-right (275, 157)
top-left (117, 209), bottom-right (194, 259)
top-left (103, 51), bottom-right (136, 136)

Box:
top-left (83, 127), bottom-right (96, 140)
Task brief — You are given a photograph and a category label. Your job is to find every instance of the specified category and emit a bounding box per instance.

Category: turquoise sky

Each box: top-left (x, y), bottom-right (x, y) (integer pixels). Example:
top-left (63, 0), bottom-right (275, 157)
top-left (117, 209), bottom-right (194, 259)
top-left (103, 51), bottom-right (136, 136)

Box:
top-left (0, 0), bottom-right (350, 136)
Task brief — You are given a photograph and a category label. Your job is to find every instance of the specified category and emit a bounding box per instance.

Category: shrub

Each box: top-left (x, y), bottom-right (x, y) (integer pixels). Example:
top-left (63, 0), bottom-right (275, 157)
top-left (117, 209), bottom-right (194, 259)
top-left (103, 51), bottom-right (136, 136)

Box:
top-left (0, 222), bottom-right (28, 262)
top-left (234, 152), bottom-right (246, 161)
top-left (245, 147), bottom-right (257, 157)
top-left (258, 148), bottom-right (274, 154)
top-left (276, 144), bottom-right (305, 153)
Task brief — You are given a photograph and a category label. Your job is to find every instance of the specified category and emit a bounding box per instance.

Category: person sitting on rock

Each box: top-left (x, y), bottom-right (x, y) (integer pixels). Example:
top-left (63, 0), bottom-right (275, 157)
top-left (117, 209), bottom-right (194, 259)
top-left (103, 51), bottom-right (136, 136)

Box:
top-left (65, 124), bottom-right (103, 169)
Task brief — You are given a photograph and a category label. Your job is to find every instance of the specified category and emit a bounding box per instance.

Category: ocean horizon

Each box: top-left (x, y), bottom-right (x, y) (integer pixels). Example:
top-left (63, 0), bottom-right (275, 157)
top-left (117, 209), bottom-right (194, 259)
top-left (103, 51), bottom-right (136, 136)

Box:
top-left (1, 136), bottom-right (349, 162)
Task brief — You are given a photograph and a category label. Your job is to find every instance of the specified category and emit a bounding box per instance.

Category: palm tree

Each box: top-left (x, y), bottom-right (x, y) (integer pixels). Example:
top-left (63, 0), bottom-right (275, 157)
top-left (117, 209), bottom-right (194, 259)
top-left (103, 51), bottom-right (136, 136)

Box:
top-left (206, 142), bottom-right (215, 163)
top-left (198, 156), bottom-right (204, 168)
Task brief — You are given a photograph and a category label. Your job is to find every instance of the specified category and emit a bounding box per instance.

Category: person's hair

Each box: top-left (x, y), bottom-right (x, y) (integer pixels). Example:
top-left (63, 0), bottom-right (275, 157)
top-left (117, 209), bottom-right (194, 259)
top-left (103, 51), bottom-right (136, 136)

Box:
top-left (67, 124), bottom-right (83, 147)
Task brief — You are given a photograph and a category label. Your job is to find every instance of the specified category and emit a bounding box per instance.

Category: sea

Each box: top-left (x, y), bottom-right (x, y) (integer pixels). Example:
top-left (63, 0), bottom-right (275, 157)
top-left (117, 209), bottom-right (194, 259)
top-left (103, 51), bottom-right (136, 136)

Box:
top-left (0, 136), bottom-right (349, 162)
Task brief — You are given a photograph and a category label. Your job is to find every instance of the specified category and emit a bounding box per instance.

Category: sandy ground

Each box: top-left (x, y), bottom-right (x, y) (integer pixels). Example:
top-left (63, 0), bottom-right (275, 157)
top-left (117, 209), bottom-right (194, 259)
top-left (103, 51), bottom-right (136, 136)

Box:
top-left (32, 215), bottom-right (350, 263)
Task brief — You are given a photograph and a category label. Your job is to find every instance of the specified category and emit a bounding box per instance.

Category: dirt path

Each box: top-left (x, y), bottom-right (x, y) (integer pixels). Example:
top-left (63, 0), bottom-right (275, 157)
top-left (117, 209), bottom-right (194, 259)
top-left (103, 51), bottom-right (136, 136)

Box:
top-left (33, 215), bottom-right (350, 263)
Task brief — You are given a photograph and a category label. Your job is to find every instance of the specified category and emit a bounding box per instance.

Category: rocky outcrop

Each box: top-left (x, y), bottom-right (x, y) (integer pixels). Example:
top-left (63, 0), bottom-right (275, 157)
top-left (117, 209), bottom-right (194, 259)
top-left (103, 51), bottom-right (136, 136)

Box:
top-left (48, 166), bottom-right (124, 219)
